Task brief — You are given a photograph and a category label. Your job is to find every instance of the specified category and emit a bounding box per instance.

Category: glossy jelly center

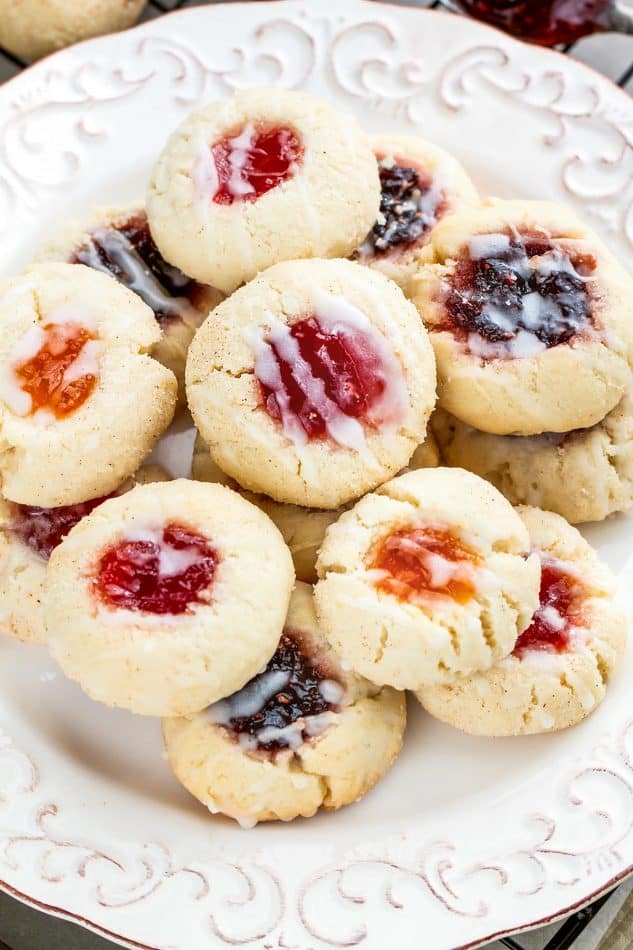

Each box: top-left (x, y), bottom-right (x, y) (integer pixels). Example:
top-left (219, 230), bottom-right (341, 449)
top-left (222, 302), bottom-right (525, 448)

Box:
top-left (359, 157), bottom-right (445, 257)
top-left (210, 124), bottom-right (302, 205)
top-left (72, 212), bottom-right (203, 326)
top-left (209, 631), bottom-right (344, 754)
top-left (11, 493), bottom-right (114, 561)
top-left (457, 0), bottom-right (611, 46)
top-left (513, 557), bottom-right (586, 657)
top-left (443, 232), bottom-right (596, 359)
top-left (254, 295), bottom-right (407, 450)
top-left (95, 523), bottom-right (218, 615)
top-left (11, 322), bottom-right (99, 419)
top-left (371, 525), bottom-right (479, 604)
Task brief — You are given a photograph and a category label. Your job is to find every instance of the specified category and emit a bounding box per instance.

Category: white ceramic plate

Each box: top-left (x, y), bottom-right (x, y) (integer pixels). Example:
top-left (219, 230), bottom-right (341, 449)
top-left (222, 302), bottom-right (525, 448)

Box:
top-left (1, 2), bottom-right (633, 947)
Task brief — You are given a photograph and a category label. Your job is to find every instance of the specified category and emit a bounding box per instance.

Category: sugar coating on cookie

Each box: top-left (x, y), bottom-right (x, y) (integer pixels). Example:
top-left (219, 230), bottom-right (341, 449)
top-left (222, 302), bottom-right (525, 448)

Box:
top-left (147, 89), bottom-right (381, 294)
top-left (45, 479), bottom-right (295, 717)
top-left (162, 582), bottom-right (406, 825)
top-left (0, 465), bottom-right (168, 646)
top-left (433, 396), bottom-right (633, 524)
top-left (410, 200), bottom-right (633, 435)
top-left (186, 258), bottom-right (437, 509)
top-left (36, 204), bottom-right (222, 402)
top-left (0, 0), bottom-right (146, 60)
top-left (353, 133), bottom-right (478, 292)
top-left (417, 507), bottom-right (627, 735)
top-left (192, 429), bottom-right (441, 583)
top-left (314, 467), bottom-right (541, 690)
top-left (0, 263), bottom-right (177, 506)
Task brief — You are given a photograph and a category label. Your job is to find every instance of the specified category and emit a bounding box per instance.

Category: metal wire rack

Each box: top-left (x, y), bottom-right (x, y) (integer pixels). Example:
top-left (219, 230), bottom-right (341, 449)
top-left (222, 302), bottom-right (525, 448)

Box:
top-left (0, 1), bottom-right (631, 947)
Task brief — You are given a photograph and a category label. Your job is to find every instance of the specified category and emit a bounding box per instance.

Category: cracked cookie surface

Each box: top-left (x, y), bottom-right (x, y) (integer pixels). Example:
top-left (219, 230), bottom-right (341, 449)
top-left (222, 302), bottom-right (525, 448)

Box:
top-left (314, 467), bottom-right (541, 690)
top-left (162, 582), bottom-right (406, 825)
top-left (416, 506), bottom-right (627, 735)
top-left (186, 258), bottom-right (437, 509)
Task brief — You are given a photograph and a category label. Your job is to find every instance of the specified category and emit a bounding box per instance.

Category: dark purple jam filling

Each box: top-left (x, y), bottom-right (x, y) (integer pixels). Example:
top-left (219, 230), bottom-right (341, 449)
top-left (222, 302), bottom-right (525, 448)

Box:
top-left (361, 160), bottom-right (445, 256)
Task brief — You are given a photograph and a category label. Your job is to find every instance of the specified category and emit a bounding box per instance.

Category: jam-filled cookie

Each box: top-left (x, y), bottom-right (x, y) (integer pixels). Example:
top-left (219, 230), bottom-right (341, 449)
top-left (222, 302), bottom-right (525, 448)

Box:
top-left (0, 465), bottom-right (167, 646)
top-left (314, 467), bottom-right (540, 690)
top-left (410, 200), bottom-right (633, 435)
top-left (354, 133), bottom-right (478, 292)
top-left (37, 205), bottom-right (223, 402)
top-left (162, 582), bottom-right (406, 826)
top-left (147, 89), bottom-right (380, 294)
top-left (433, 395), bottom-right (633, 525)
top-left (417, 507), bottom-right (627, 736)
top-left (0, 0), bottom-right (146, 61)
top-left (0, 263), bottom-right (177, 506)
top-left (45, 480), bottom-right (295, 716)
top-left (186, 258), bottom-right (436, 509)
top-left (192, 430), bottom-right (441, 583)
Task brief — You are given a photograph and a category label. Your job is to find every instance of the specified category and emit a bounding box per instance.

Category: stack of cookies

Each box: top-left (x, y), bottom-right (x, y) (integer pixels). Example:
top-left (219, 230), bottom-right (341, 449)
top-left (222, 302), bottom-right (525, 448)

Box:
top-left (0, 89), bottom-right (629, 828)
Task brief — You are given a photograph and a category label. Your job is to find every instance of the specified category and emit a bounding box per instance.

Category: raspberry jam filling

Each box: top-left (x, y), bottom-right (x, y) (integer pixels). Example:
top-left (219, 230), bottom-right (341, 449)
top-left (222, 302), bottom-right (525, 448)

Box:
top-left (513, 555), bottom-right (586, 658)
top-left (202, 124), bottom-right (302, 206)
top-left (442, 231), bottom-right (597, 359)
top-left (94, 523), bottom-right (218, 615)
top-left (2, 321), bottom-right (100, 420)
top-left (11, 493), bottom-right (114, 561)
top-left (370, 525), bottom-right (480, 604)
top-left (209, 630), bottom-right (344, 755)
top-left (72, 212), bottom-right (203, 326)
top-left (457, 0), bottom-right (611, 47)
top-left (358, 156), bottom-right (446, 258)
top-left (253, 292), bottom-right (407, 450)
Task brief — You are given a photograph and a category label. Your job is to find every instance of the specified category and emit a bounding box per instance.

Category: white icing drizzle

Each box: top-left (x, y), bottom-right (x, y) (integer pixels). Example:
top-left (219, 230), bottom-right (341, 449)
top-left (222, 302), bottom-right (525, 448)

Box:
top-left (319, 679), bottom-right (345, 704)
top-left (468, 233), bottom-right (511, 260)
top-left (62, 339), bottom-right (101, 385)
top-left (192, 137), bottom-right (220, 210)
top-left (226, 123), bottom-right (257, 198)
top-left (208, 670), bottom-right (290, 725)
top-left (117, 524), bottom-right (210, 584)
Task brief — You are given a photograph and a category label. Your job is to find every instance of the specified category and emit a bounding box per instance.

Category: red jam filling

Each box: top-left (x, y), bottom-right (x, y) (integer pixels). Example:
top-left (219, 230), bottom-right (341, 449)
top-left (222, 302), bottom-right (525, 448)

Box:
top-left (94, 523), bottom-right (218, 615)
top-left (257, 315), bottom-right (394, 442)
top-left (211, 125), bottom-right (302, 205)
top-left (457, 0), bottom-right (611, 46)
top-left (213, 631), bottom-right (342, 754)
top-left (360, 157), bottom-right (446, 256)
top-left (513, 557), bottom-right (586, 658)
top-left (71, 212), bottom-right (204, 326)
top-left (443, 232), bottom-right (596, 355)
top-left (15, 322), bottom-right (97, 419)
top-left (11, 494), bottom-right (114, 561)
top-left (371, 526), bottom-right (479, 604)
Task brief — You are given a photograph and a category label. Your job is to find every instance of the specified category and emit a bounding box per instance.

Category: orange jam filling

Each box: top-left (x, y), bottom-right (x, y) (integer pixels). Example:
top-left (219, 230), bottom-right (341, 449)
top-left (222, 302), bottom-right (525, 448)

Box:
top-left (371, 525), bottom-right (480, 604)
top-left (15, 322), bottom-right (98, 419)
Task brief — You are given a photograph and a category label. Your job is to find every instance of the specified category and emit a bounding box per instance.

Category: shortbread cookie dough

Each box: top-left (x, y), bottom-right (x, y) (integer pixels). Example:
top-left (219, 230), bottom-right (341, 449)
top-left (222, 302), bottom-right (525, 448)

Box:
top-left (410, 200), bottom-right (633, 435)
top-left (163, 582), bottom-right (406, 825)
top-left (46, 480), bottom-right (295, 717)
top-left (432, 395), bottom-right (633, 524)
top-left (314, 467), bottom-right (541, 690)
top-left (0, 0), bottom-right (146, 61)
top-left (37, 205), bottom-right (222, 401)
top-left (417, 507), bottom-right (627, 735)
top-left (354, 133), bottom-right (478, 292)
top-left (192, 430), bottom-right (441, 583)
top-left (147, 89), bottom-right (380, 293)
top-left (0, 464), bottom-right (167, 646)
top-left (0, 263), bottom-right (177, 506)
top-left (187, 258), bottom-right (437, 509)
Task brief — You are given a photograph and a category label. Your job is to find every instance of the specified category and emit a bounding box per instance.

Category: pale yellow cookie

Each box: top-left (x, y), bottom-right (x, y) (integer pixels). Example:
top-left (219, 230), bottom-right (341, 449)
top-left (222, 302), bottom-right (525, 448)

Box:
top-left (147, 89), bottom-right (380, 294)
top-left (186, 258), bottom-right (437, 509)
top-left (432, 394), bottom-right (633, 524)
top-left (36, 205), bottom-right (222, 403)
top-left (410, 200), bottom-right (633, 435)
top-left (0, 0), bottom-right (146, 60)
top-left (354, 133), bottom-right (479, 293)
top-left (314, 467), bottom-right (541, 690)
top-left (45, 479), bottom-right (295, 717)
top-left (0, 465), bottom-right (168, 646)
top-left (417, 507), bottom-right (627, 735)
top-left (162, 582), bottom-right (406, 825)
top-left (192, 429), bottom-right (441, 583)
top-left (0, 263), bottom-right (177, 506)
